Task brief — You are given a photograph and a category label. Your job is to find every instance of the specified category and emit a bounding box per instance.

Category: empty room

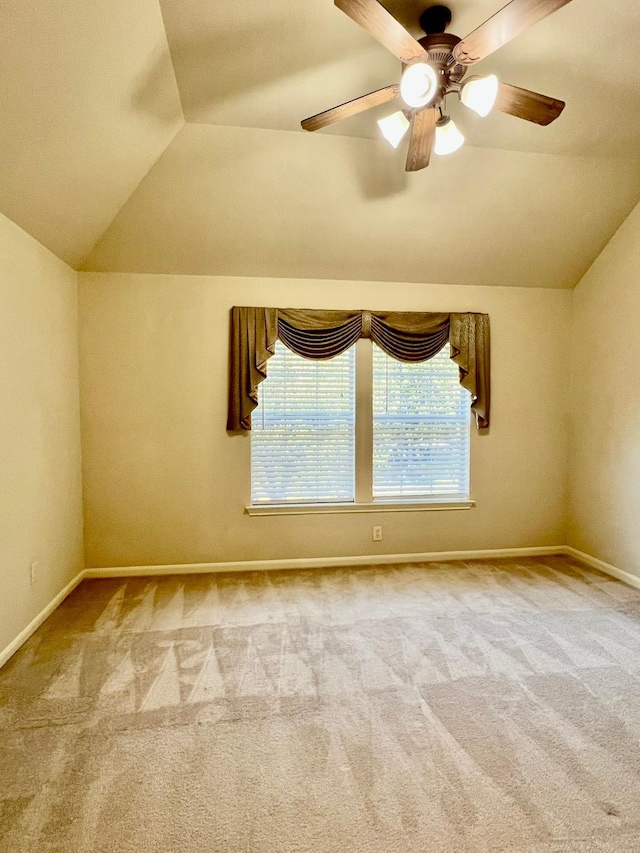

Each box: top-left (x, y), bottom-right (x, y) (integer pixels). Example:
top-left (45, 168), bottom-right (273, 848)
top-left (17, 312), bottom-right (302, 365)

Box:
top-left (2, 0), bottom-right (640, 850)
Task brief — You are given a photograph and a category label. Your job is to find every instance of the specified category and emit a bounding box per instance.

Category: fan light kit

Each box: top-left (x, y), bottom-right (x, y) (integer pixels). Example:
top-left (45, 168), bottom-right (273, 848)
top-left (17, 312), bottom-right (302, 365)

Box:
top-left (302, 0), bottom-right (570, 172)
top-left (460, 74), bottom-right (499, 117)
top-left (400, 62), bottom-right (438, 108)
top-left (377, 111), bottom-right (411, 148)
top-left (434, 115), bottom-right (465, 155)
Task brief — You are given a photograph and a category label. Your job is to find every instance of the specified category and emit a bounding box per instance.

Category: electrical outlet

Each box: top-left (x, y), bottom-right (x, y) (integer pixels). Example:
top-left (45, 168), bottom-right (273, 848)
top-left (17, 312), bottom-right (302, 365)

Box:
top-left (30, 561), bottom-right (39, 585)
top-left (372, 526), bottom-right (383, 542)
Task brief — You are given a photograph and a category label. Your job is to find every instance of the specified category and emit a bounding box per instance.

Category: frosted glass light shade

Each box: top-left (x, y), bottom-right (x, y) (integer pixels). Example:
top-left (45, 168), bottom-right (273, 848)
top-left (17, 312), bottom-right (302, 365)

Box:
top-left (377, 111), bottom-right (410, 148)
top-left (400, 63), bottom-right (438, 109)
top-left (434, 117), bottom-right (464, 156)
top-left (460, 74), bottom-right (499, 118)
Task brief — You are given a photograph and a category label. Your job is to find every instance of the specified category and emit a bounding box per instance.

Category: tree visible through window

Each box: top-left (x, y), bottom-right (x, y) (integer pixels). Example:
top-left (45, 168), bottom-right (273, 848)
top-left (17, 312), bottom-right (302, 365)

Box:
top-left (373, 344), bottom-right (470, 499)
top-left (251, 339), bottom-right (469, 504)
top-left (251, 341), bottom-right (355, 504)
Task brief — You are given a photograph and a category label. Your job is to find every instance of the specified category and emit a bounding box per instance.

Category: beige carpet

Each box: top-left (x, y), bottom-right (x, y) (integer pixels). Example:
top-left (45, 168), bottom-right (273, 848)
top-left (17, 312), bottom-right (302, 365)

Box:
top-left (3, 556), bottom-right (640, 852)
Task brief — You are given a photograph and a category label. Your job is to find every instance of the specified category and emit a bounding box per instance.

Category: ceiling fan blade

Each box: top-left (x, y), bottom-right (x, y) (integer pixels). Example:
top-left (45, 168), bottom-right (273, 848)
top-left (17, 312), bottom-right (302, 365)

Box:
top-left (453, 0), bottom-right (573, 65)
top-left (301, 85), bottom-right (400, 132)
top-left (335, 0), bottom-right (428, 64)
top-left (495, 82), bottom-right (565, 125)
top-left (405, 107), bottom-right (436, 172)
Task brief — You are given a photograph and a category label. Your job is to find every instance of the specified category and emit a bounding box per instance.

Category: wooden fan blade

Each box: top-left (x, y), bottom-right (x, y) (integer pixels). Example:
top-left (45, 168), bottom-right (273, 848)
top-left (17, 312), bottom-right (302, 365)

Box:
top-left (335, 0), bottom-right (427, 64)
top-left (495, 82), bottom-right (565, 125)
top-left (301, 84), bottom-right (400, 132)
top-left (453, 0), bottom-right (573, 65)
top-left (405, 107), bottom-right (436, 172)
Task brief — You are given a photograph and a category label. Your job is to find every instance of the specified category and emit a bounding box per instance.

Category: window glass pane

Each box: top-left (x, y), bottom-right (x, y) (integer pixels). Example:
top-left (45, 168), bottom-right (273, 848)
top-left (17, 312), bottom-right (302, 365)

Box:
top-left (372, 344), bottom-right (470, 499)
top-left (251, 341), bottom-right (355, 504)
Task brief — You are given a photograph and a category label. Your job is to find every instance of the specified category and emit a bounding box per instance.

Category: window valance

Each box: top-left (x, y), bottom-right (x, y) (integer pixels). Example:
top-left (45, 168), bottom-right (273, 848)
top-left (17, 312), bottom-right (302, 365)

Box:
top-left (227, 307), bottom-right (490, 432)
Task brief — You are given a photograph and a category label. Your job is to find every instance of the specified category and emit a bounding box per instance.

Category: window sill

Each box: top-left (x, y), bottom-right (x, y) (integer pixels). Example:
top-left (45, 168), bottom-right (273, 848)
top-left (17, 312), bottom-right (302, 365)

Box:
top-left (245, 499), bottom-right (475, 516)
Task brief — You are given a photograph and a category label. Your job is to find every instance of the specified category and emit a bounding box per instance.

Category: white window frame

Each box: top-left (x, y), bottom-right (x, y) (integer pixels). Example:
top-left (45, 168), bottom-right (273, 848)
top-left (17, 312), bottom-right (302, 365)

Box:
top-left (247, 339), bottom-right (475, 516)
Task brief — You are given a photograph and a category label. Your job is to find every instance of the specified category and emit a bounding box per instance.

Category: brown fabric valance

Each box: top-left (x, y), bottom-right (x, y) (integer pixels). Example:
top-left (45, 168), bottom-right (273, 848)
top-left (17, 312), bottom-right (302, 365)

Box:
top-left (227, 307), bottom-right (490, 432)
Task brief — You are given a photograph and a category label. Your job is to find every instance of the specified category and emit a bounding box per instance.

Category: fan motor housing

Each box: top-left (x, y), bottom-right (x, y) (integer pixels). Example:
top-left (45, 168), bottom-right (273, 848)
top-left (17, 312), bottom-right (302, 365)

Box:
top-left (402, 32), bottom-right (466, 107)
top-left (419, 33), bottom-right (467, 86)
top-left (414, 7), bottom-right (466, 93)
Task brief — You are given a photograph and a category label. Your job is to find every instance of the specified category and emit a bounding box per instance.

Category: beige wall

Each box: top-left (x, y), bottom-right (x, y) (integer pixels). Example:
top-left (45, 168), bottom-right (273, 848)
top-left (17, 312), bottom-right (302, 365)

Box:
top-left (79, 274), bottom-right (571, 568)
top-left (0, 213), bottom-right (84, 655)
top-left (568, 201), bottom-right (640, 578)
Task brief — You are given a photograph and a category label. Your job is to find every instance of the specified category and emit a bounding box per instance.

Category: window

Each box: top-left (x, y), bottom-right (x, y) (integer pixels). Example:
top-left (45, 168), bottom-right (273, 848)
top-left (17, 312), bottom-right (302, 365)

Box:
top-left (251, 341), bottom-right (355, 504)
top-left (372, 344), bottom-right (470, 500)
top-left (251, 339), bottom-right (470, 506)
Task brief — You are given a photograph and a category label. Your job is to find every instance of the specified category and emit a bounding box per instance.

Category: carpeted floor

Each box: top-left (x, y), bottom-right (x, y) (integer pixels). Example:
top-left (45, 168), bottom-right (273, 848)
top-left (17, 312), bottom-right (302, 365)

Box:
top-left (3, 556), bottom-right (640, 852)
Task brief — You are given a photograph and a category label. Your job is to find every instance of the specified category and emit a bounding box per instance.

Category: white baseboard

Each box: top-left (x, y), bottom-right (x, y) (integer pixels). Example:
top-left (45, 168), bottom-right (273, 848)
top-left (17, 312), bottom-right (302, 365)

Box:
top-left (564, 546), bottom-right (640, 592)
top-left (0, 570), bottom-right (85, 670)
top-left (83, 545), bottom-right (565, 578)
top-left (3, 545), bottom-right (637, 671)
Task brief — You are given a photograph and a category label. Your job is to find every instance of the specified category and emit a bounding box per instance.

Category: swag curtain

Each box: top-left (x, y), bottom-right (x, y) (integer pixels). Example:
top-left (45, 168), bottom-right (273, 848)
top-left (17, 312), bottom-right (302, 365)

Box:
top-left (227, 307), bottom-right (490, 432)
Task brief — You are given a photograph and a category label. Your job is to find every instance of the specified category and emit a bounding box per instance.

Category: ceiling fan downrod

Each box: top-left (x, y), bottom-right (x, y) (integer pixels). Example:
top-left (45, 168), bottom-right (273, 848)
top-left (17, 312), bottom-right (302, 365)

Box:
top-left (418, 4), bottom-right (452, 35)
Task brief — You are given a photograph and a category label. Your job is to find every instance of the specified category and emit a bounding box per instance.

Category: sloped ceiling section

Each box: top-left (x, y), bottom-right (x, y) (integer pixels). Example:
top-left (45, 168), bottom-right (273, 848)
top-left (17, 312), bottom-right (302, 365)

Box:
top-left (4, 0), bottom-right (640, 285)
top-left (0, 0), bottom-right (184, 267)
top-left (160, 0), bottom-right (640, 158)
top-left (84, 123), bottom-right (640, 289)
top-left (85, 0), bottom-right (640, 287)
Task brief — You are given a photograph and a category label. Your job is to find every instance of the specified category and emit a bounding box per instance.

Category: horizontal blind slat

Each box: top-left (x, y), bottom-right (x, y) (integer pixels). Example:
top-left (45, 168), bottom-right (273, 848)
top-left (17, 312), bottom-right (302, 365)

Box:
top-left (250, 340), bottom-right (470, 505)
top-left (372, 344), bottom-right (470, 499)
top-left (251, 341), bottom-right (355, 504)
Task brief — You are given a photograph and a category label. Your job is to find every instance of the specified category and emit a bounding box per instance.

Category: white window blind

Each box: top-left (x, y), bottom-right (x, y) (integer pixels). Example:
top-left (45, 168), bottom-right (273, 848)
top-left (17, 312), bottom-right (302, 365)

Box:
top-left (372, 344), bottom-right (470, 500)
top-left (251, 340), bottom-right (355, 504)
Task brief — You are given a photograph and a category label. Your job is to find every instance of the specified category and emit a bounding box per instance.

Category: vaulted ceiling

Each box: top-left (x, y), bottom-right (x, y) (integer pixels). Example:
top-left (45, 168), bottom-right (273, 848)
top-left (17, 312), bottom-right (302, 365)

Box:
top-left (0, 0), bottom-right (184, 268)
top-left (2, 0), bottom-right (640, 286)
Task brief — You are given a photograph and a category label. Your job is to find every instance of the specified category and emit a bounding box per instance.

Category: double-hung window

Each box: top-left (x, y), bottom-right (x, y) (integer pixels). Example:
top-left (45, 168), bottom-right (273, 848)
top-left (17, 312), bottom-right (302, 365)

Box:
top-left (372, 344), bottom-right (470, 500)
top-left (250, 338), bottom-right (470, 507)
top-left (251, 342), bottom-right (355, 504)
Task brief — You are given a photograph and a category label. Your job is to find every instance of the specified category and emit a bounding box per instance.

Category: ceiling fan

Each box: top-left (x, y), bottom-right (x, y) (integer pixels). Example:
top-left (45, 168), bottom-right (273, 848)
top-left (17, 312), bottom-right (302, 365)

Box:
top-left (301, 0), bottom-right (570, 171)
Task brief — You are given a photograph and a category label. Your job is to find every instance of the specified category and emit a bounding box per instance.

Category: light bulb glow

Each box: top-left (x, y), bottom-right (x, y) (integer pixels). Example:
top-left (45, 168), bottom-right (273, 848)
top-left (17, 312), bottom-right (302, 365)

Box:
top-left (377, 111), bottom-right (410, 148)
top-left (460, 74), bottom-right (499, 118)
top-left (400, 63), bottom-right (438, 109)
top-left (434, 117), bottom-right (465, 156)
